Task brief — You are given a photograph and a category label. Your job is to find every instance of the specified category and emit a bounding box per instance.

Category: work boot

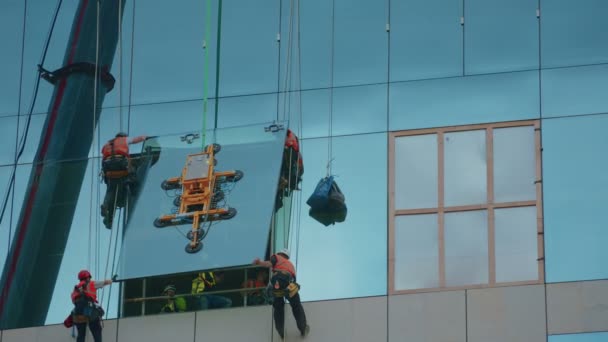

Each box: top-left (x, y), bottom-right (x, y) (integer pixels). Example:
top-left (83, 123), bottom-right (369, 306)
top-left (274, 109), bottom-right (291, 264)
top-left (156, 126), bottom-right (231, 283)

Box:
top-left (301, 325), bottom-right (310, 337)
top-left (103, 217), bottom-right (112, 229)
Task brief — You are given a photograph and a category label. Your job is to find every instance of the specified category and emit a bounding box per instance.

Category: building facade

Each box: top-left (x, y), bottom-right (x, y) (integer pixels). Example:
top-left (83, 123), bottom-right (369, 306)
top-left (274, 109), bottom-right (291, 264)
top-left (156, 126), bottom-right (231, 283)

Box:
top-left (1, 0), bottom-right (608, 340)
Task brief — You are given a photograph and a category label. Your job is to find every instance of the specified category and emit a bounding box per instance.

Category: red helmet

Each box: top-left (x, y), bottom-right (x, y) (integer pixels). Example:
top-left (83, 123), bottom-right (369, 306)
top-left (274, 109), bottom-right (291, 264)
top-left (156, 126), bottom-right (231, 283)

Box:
top-left (78, 270), bottom-right (92, 280)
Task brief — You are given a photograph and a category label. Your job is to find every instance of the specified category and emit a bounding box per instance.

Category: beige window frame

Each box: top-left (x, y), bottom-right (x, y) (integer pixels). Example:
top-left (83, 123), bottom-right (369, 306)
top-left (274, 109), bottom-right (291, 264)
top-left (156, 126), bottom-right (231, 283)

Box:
top-left (388, 120), bottom-right (544, 295)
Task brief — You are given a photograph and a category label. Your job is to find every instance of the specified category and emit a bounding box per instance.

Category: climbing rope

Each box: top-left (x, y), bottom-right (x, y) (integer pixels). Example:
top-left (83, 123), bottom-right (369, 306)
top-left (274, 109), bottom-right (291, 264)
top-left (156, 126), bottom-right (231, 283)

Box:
top-left (201, 0), bottom-right (212, 149)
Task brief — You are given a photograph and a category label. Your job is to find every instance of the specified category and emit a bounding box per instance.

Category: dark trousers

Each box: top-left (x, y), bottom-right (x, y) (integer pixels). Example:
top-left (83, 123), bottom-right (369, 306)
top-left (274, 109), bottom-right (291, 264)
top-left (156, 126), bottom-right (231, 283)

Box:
top-left (75, 319), bottom-right (102, 342)
top-left (273, 293), bottom-right (307, 338)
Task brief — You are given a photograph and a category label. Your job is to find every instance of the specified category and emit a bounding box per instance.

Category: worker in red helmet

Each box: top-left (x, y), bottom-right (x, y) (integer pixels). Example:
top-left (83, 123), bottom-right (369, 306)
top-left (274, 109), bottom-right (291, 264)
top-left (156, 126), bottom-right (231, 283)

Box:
top-left (70, 270), bottom-right (114, 342)
top-left (100, 132), bottom-right (147, 229)
top-left (253, 249), bottom-right (309, 339)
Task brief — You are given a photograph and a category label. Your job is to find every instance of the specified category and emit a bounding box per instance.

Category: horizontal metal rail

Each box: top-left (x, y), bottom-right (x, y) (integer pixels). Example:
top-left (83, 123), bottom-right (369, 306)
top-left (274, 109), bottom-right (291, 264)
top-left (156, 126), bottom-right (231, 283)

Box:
top-left (124, 286), bottom-right (267, 303)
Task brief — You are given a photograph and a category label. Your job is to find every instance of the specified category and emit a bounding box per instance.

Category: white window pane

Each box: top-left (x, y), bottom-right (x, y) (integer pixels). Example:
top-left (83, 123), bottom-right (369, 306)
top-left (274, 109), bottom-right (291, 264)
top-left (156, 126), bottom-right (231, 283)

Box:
top-left (395, 214), bottom-right (439, 290)
top-left (445, 210), bottom-right (488, 286)
top-left (495, 206), bottom-right (539, 283)
top-left (394, 134), bottom-right (438, 210)
top-left (494, 126), bottom-right (536, 202)
top-left (444, 130), bottom-right (487, 206)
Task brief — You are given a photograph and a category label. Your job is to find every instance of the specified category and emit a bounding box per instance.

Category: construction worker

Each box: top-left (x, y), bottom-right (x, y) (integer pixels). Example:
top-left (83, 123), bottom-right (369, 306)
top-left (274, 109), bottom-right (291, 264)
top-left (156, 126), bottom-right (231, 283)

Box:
top-left (191, 271), bottom-right (232, 310)
top-left (276, 129), bottom-right (304, 211)
top-left (160, 284), bottom-right (187, 313)
top-left (241, 268), bottom-right (269, 306)
top-left (100, 132), bottom-right (147, 228)
top-left (253, 249), bottom-right (309, 339)
top-left (70, 270), bottom-right (113, 342)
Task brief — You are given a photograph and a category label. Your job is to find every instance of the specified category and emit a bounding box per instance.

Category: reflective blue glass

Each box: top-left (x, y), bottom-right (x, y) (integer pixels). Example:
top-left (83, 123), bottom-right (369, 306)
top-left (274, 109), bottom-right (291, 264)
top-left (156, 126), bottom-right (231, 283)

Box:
top-left (0, 117), bottom-right (18, 166)
top-left (298, 0), bottom-right (332, 89)
top-left (103, 0), bottom-right (134, 108)
top-left (0, 1), bottom-right (24, 116)
top-left (45, 158), bottom-right (120, 324)
top-left (117, 124), bottom-right (285, 279)
top-left (465, 0), bottom-right (538, 74)
top-left (295, 133), bottom-right (387, 301)
top-left (390, 0), bottom-right (463, 82)
top-left (129, 100), bottom-right (216, 139)
top-left (20, 1), bottom-right (79, 115)
top-left (542, 64), bottom-right (608, 118)
top-left (541, 0), bottom-right (608, 68)
top-left (89, 107), bottom-right (131, 158)
top-left (0, 166), bottom-right (15, 277)
top-left (332, 84), bottom-right (387, 136)
top-left (131, 0), bottom-right (218, 105)
top-left (549, 332), bottom-right (608, 342)
top-left (17, 113), bottom-right (46, 165)
top-left (279, 89), bottom-right (331, 139)
top-left (333, 0), bottom-right (388, 87)
top-left (543, 114), bottom-right (608, 282)
top-left (219, 0), bottom-right (280, 97)
top-left (217, 94), bottom-right (277, 128)
top-left (389, 70), bottom-right (539, 131)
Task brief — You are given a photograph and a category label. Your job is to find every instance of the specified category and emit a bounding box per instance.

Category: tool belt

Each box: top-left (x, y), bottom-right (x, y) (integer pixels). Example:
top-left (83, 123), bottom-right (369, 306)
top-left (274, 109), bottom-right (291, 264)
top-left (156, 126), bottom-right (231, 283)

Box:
top-left (72, 300), bottom-right (104, 323)
top-left (102, 156), bottom-right (129, 179)
top-left (269, 272), bottom-right (300, 298)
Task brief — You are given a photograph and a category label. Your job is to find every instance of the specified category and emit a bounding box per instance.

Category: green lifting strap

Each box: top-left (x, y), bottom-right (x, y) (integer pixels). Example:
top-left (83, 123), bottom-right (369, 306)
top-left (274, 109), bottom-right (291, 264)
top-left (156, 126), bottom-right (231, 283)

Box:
top-left (201, 0), bottom-right (211, 149)
top-left (212, 0), bottom-right (223, 143)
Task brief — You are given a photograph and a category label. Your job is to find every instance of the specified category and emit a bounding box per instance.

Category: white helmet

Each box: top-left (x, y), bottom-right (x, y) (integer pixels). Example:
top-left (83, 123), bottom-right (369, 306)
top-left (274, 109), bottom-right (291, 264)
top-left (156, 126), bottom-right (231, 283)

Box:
top-left (278, 248), bottom-right (290, 258)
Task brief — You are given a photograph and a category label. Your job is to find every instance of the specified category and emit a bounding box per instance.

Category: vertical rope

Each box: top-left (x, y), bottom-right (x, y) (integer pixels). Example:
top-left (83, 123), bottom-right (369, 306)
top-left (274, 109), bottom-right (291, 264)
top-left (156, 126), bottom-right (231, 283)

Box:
top-left (201, 0), bottom-right (211, 149)
top-left (327, 0), bottom-right (335, 177)
top-left (212, 0), bottom-right (224, 141)
top-left (294, 0), bottom-right (303, 269)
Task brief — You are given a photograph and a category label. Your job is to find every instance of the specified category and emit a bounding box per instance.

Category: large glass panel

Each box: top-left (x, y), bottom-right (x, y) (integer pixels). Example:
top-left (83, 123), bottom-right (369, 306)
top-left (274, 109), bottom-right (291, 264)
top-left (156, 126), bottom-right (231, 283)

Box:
top-left (219, 0), bottom-right (280, 97)
top-left (445, 210), bottom-right (488, 286)
top-left (298, 0), bottom-right (332, 89)
top-left (394, 214), bottom-right (439, 290)
top-left (16, 113), bottom-right (46, 165)
top-left (0, 116), bottom-right (18, 166)
top-left (542, 64), bottom-right (608, 118)
top-left (541, 0), bottom-right (608, 68)
top-left (131, 0), bottom-right (218, 104)
top-left (394, 134), bottom-right (438, 210)
top-left (279, 88), bottom-right (331, 139)
top-left (444, 130), bottom-right (487, 207)
top-left (493, 126), bottom-right (536, 202)
top-left (102, 0), bottom-right (134, 108)
top-left (128, 100), bottom-right (216, 140)
top-left (389, 71), bottom-right (540, 131)
top-left (45, 158), bottom-right (121, 324)
top-left (332, 84), bottom-right (387, 136)
top-left (0, 1), bottom-right (24, 116)
top-left (550, 332), bottom-right (608, 342)
top-left (543, 114), bottom-right (608, 282)
top-left (333, 0), bottom-right (388, 87)
top-left (0, 166), bottom-right (15, 277)
top-left (117, 123), bottom-right (286, 280)
top-left (296, 133), bottom-right (387, 301)
top-left (495, 206), bottom-right (538, 283)
top-left (217, 94), bottom-right (277, 128)
top-left (390, 0), bottom-right (462, 82)
top-left (20, 1), bottom-right (79, 115)
top-left (465, 0), bottom-right (538, 74)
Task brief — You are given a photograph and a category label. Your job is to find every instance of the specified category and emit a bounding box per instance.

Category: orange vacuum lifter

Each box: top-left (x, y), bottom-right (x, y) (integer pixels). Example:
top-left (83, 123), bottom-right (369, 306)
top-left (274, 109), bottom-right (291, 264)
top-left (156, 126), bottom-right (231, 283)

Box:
top-left (153, 143), bottom-right (243, 253)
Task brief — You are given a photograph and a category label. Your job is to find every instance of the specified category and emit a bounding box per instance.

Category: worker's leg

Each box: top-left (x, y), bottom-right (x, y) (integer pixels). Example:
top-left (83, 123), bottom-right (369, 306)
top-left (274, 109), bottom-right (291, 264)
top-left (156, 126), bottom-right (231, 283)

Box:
top-left (102, 179), bottom-right (119, 228)
top-left (75, 322), bottom-right (87, 342)
top-left (198, 295), bottom-right (209, 310)
top-left (287, 293), bottom-right (308, 336)
top-left (273, 297), bottom-right (286, 339)
top-left (88, 318), bottom-right (103, 342)
top-left (207, 294), bottom-right (232, 309)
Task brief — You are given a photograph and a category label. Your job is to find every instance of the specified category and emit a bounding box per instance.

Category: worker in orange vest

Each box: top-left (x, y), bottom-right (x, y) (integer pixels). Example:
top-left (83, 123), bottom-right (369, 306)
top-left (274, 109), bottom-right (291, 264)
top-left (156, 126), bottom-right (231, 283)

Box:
top-left (70, 270), bottom-right (113, 342)
top-left (253, 249), bottom-right (309, 339)
top-left (100, 132), bottom-right (146, 228)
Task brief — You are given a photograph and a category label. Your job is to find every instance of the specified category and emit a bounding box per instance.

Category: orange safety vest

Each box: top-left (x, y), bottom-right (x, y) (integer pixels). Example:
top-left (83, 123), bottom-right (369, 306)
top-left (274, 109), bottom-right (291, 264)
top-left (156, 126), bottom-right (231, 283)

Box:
top-left (71, 281), bottom-right (98, 303)
top-left (285, 129), bottom-right (300, 152)
top-left (101, 137), bottom-right (129, 160)
top-left (273, 254), bottom-right (296, 278)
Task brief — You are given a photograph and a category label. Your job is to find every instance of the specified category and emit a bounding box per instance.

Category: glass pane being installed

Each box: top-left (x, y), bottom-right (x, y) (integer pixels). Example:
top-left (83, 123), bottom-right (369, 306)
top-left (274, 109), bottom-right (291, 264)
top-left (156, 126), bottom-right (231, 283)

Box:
top-left (116, 122), bottom-right (286, 280)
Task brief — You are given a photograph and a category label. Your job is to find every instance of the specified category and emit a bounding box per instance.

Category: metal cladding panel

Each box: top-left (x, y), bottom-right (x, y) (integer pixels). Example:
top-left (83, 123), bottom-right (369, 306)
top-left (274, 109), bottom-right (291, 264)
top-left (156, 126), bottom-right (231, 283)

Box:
top-left (116, 123), bottom-right (285, 280)
top-left (547, 280), bottom-right (608, 335)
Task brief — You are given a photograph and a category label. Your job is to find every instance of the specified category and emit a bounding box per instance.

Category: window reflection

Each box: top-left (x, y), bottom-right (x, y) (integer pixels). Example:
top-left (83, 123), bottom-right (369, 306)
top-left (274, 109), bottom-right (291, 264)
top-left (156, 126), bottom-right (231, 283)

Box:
top-left (465, 0), bottom-right (538, 74)
top-left (296, 133), bottom-right (387, 301)
top-left (332, 84), bottom-right (387, 136)
top-left (129, 100), bottom-right (216, 139)
top-left (0, 1), bottom-right (24, 116)
top-left (0, 166), bottom-right (14, 277)
top-left (333, 0), bottom-right (388, 87)
top-left (389, 71), bottom-right (540, 131)
top-left (298, 0), bottom-right (332, 89)
top-left (390, 0), bottom-right (462, 82)
top-left (0, 116), bottom-right (18, 166)
top-left (217, 94), bottom-right (277, 128)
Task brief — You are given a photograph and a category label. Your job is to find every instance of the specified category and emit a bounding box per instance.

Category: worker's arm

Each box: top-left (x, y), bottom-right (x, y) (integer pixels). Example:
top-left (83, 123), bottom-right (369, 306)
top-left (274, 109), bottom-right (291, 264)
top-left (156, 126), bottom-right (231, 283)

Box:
top-left (128, 135), bottom-right (147, 144)
top-left (252, 258), bottom-right (273, 268)
top-left (93, 279), bottom-right (113, 289)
